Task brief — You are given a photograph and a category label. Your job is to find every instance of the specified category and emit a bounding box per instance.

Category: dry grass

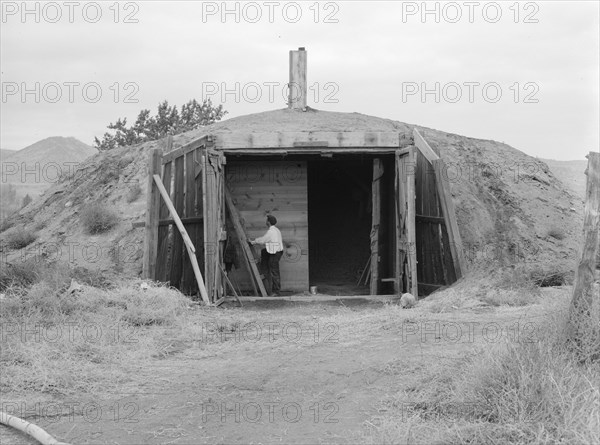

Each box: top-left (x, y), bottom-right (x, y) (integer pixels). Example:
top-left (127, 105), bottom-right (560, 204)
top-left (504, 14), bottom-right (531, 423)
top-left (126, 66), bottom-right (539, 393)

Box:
top-left (80, 204), bottom-right (119, 234)
top-left (423, 263), bottom-right (576, 314)
top-left (1, 227), bottom-right (37, 250)
top-left (450, 302), bottom-right (600, 444)
top-left (479, 288), bottom-right (539, 307)
top-left (362, 289), bottom-right (600, 445)
top-left (0, 258), bottom-right (45, 290)
top-left (423, 273), bottom-right (539, 313)
top-left (566, 282), bottom-right (600, 364)
top-left (2, 266), bottom-right (597, 444)
top-left (1, 274), bottom-right (191, 397)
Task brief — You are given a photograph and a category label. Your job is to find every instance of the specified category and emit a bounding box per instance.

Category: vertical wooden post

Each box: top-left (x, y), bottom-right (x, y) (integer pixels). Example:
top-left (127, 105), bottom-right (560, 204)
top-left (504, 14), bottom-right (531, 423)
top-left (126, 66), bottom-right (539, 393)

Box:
top-left (370, 158), bottom-right (383, 295)
top-left (201, 153), bottom-right (209, 289)
top-left (288, 47), bottom-right (307, 110)
top-left (142, 148), bottom-right (162, 279)
top-left (406, 147), bottom-right (418, 297)
top-left (394, 153), bottom-right (401, 294)
top-left (568, 152), bottom-right (599, 352)
top-left (203, 152), bottom-right (216, 300)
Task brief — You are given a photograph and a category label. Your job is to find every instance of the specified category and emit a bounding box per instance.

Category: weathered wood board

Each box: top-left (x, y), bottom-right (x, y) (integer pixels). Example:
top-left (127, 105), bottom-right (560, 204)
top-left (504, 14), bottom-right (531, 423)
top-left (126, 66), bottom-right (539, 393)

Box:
top-left (226, 160), bottom-right (309, 292)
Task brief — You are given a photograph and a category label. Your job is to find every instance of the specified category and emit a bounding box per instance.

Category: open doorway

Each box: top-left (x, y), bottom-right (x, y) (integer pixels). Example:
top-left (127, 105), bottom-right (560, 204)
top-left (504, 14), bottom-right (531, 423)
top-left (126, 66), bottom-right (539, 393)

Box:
top-left (307, 158), bottom-right (373, 295)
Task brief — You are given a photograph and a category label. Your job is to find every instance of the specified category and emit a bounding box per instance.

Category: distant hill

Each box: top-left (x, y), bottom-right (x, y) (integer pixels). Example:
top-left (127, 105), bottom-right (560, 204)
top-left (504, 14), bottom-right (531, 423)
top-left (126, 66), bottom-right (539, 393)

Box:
top-left (2, 136), bottom-right (96, 186)
top-left (0, 149), bottom-right (17, 160)
top-left (1, 137), bottom-right (96, 218)
top-left (540, 158), bottom-right (588, 200)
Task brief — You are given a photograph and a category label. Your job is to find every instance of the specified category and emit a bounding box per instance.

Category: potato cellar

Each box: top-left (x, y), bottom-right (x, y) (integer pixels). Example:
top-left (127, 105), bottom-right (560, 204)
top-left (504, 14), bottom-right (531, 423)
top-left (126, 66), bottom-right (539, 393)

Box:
top-left (141, 48), bottom-right (465, 304)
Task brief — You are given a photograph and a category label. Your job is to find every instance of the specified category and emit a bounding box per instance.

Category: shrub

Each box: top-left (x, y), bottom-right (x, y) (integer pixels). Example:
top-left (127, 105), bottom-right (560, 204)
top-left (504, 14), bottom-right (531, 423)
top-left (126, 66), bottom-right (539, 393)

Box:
top-left (119, 282), bottom-right (189, 326)
top-left (98, 165), bottom-right (120, 185)
top-left (81, 204), bottom-right (119, 234)
top-left (0, 258), bottom-right (71, 292)
top-left (125, 183), bottom-right (142, 203)
top-left (71, 266), bottom-right (115, 289)
top-left (1, 227), bottom-right (37, 250)
top-left (0, 259), bottom-right (42, 291)
top-left (547, 227), bottom-right (566, 240)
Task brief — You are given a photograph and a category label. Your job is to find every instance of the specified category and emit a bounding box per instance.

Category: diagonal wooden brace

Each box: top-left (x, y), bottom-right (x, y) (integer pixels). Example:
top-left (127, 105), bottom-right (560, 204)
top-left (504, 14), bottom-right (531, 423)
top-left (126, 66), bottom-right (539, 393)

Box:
top-left (153, 174), bottom-right (210, 305)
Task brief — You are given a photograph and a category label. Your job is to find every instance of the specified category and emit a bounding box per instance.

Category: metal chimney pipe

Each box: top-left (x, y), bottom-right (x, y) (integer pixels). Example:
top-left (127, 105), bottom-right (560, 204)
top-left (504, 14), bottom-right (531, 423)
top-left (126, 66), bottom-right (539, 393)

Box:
top-left (288, 47), bottom-right (307, 110)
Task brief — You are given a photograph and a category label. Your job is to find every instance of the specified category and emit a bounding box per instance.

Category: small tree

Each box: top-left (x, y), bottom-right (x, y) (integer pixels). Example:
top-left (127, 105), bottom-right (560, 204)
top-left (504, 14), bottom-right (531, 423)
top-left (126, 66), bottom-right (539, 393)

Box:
top-left (94, 99), bottom-right (227, 151)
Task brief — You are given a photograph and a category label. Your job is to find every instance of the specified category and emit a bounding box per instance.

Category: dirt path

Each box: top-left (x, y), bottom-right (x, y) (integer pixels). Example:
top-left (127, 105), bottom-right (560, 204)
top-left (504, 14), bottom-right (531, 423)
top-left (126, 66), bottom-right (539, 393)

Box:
top-left (1, 299), bottom-right (554, 444)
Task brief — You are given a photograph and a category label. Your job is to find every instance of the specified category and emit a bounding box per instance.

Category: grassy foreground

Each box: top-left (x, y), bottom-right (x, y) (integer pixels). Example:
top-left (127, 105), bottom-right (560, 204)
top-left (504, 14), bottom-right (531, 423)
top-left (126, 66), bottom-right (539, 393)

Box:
top-left (1, 261), bottom-right (598, 444)
top-left (362, 296), bottom-right (599, 444)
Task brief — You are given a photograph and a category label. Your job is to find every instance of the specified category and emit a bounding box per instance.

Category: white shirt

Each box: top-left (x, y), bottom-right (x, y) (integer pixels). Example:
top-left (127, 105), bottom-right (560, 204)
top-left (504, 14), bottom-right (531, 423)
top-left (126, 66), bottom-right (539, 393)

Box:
top-left (254, 225), bottom-right (284, 254)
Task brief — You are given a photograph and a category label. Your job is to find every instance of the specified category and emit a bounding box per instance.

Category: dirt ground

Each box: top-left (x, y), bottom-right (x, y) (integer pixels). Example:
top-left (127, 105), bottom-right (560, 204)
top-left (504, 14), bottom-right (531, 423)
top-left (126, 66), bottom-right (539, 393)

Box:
top-left (0, 291), bottom-right (560, 445)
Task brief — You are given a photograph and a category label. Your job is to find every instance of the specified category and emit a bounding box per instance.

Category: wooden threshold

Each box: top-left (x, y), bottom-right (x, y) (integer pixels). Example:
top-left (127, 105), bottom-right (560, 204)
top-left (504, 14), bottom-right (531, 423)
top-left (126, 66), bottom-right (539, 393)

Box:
top-left (224, 294), bottom-right (402, 303)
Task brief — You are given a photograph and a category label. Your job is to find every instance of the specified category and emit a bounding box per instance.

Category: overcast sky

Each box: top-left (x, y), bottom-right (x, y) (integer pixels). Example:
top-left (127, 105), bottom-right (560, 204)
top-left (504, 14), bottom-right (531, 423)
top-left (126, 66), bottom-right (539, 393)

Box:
top-left (1, 1), bottom-right (598, 160)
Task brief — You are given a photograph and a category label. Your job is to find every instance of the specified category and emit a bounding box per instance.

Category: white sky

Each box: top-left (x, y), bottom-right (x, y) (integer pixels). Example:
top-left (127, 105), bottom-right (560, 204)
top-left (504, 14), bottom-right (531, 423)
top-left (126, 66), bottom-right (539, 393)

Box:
top-left (1, 1), bottom-right (598, 160)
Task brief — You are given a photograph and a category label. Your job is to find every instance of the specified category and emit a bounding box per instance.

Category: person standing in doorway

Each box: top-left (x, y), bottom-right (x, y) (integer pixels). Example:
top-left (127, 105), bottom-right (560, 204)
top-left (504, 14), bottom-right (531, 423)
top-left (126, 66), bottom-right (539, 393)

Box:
top-left (250, 215), bottom-right (284, 297)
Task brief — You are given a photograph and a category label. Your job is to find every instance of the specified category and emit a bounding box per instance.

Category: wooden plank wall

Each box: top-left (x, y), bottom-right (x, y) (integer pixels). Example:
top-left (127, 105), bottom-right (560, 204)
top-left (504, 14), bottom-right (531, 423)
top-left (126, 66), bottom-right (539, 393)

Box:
top-left (142, 149), bottom-right (162, 279)
top-left (226, 160), bottom-right (309, 292)
top-left (156, 145), bottom-right (206, 298)
top-left (168, 156), bottom-right (185, 288)
top-left (181, 151), bottom-right (200, 294)
top-left (414, 149), bottom-right (457, 294)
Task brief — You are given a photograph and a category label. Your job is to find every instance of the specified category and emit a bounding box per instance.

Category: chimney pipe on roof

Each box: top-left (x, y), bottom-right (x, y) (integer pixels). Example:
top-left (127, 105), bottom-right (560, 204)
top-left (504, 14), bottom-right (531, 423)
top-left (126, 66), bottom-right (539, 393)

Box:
top-left (288, 47), bottom-right (307, 110)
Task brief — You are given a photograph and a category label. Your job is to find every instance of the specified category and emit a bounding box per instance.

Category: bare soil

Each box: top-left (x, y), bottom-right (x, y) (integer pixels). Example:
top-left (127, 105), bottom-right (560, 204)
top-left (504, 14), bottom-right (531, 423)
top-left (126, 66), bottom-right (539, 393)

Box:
top-left (1, 293), bottom-right (559, 444)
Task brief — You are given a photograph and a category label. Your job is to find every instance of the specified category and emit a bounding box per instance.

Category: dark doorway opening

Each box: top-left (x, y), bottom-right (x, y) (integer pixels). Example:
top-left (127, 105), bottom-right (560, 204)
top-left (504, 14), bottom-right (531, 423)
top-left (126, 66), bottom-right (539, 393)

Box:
top-left (307, 158), bottom-right (373, 295)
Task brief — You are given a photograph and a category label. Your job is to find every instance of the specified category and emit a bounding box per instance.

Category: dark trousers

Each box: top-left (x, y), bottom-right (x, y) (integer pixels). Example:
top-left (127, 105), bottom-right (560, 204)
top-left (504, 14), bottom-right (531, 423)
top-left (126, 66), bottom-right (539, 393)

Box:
top-left (260, 249), bottom-right (283, 294)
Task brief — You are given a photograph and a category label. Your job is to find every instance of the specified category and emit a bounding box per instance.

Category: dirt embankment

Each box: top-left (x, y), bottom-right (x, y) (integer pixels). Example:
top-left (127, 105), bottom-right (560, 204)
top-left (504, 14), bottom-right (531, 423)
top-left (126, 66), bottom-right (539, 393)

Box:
top-left (418, 127), bottom-right (583, 270)
top-left (0, 109), bottom-right (584, 280)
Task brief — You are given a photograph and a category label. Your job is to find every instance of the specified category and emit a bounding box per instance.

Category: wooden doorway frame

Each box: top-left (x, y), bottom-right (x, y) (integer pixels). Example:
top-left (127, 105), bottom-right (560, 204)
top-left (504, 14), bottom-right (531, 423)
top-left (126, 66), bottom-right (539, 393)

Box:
top-left (142, 130), bottom-right (464, 301)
